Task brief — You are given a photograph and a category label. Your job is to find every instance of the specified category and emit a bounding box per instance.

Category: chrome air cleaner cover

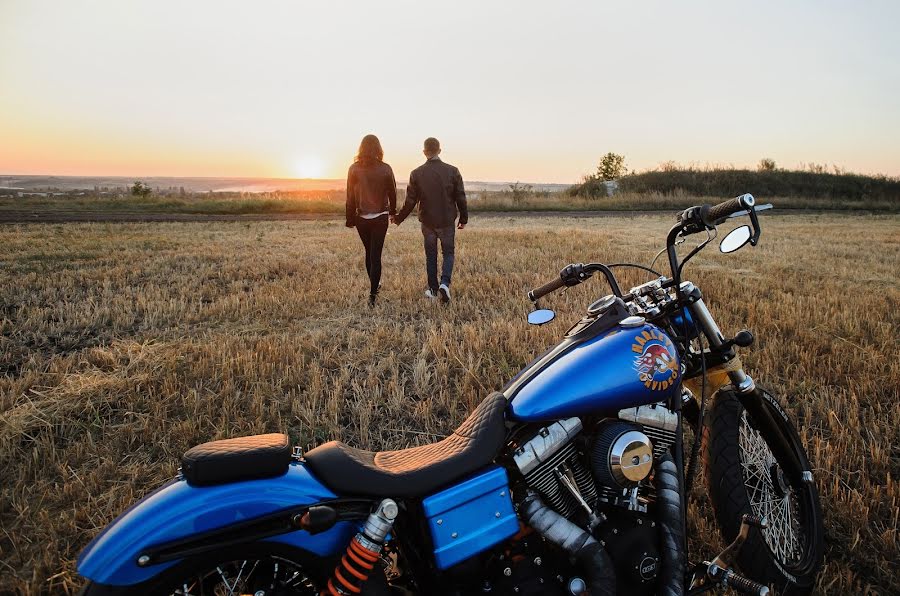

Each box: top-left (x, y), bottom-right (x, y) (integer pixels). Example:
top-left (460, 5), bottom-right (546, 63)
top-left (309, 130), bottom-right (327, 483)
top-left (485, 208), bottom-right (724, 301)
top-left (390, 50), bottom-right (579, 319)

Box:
top-left (592, 422), bottom-right (654, 489)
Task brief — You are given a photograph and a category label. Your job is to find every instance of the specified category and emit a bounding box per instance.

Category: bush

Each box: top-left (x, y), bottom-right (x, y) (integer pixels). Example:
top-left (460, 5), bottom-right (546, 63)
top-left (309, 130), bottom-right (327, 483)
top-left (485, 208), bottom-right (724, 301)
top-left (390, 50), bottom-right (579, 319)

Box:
top-left (568, 176), bottom-right (609, 198)
top-left (758, 158), bottom-right (777, 172)
top-left (130, 181), bottom-right (152, 198)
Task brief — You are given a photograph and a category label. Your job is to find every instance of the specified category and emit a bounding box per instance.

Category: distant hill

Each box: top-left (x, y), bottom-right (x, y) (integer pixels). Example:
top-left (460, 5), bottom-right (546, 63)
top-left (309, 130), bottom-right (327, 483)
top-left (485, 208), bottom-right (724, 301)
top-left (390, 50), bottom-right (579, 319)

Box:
top-left (0, 175), bottom-right (571, 194)
top-left (570, 168), bottom-right (900, 201)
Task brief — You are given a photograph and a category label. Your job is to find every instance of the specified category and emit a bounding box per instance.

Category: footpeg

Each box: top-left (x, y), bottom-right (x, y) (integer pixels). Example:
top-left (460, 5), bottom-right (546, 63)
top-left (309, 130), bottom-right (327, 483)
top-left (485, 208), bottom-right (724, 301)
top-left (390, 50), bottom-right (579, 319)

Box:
top-left (690, 514), bottom-right (769, 593)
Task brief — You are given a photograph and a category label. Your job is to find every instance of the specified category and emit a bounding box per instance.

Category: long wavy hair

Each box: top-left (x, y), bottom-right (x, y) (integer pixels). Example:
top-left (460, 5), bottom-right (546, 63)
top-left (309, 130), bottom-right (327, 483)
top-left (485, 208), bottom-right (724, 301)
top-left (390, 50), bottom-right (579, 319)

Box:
top-left (355, 134), bottom-right (384, 164)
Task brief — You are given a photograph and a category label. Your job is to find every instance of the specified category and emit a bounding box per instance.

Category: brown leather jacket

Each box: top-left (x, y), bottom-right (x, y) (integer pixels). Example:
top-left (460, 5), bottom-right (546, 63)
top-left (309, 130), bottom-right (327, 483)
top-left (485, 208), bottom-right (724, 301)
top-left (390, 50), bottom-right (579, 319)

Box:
top-left (397, 158), bottom-right (468, 228)
top-left (346, 160), bottom-right (397, 225)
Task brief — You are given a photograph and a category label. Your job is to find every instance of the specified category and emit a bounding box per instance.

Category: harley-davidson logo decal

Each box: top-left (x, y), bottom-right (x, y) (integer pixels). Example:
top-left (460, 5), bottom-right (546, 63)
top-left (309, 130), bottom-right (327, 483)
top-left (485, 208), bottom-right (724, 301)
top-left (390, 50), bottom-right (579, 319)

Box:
top-left (632, 329), bottom-right (678, 391)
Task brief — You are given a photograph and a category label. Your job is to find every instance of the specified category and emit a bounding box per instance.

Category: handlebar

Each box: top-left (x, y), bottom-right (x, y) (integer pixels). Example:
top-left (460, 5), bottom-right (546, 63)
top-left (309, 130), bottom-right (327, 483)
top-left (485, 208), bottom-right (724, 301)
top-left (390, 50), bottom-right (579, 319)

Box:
top-left (708, 193), bottom-right (756, 222)
top-left (677, 194), bottom-right (756, 235)
top-left (528, 262), bottom-right (624, 302)
top-left (528, 193), bottom-right (760, 304)
top-left (528, 275), bottom-right (567, 301)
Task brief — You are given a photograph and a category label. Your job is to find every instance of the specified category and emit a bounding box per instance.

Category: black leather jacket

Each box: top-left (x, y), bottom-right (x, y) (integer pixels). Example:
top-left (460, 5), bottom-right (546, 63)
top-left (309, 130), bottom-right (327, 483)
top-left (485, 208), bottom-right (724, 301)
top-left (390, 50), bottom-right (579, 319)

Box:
top-left (397, 158), bottom-right (468, 228)
top-left (346, 160), bottom-right (397, 224)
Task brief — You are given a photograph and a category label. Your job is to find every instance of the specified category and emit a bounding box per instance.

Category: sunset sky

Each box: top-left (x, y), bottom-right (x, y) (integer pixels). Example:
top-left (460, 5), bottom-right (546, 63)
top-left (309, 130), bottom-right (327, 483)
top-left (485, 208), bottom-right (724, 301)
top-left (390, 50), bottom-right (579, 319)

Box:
top-left (2, 1), bottom-right (898, 183)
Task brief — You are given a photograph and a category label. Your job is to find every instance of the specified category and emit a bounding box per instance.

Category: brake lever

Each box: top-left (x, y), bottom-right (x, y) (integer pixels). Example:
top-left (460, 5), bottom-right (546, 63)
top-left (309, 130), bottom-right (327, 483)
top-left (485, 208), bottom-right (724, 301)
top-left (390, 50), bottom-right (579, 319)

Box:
top-left (747, 206), bottom-right (761, 246)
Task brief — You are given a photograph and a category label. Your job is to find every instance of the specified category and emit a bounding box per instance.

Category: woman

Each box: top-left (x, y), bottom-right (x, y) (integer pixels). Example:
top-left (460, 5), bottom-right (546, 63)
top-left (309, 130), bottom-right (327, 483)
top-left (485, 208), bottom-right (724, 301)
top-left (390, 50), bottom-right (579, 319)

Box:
top-left (346, 134), bottom-right (397, 306)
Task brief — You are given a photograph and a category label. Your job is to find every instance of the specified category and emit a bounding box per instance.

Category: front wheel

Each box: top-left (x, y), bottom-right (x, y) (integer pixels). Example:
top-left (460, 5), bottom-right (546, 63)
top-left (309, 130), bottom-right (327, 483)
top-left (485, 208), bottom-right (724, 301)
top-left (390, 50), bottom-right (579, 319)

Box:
top-left (704, 387), bottom-right (824, 594)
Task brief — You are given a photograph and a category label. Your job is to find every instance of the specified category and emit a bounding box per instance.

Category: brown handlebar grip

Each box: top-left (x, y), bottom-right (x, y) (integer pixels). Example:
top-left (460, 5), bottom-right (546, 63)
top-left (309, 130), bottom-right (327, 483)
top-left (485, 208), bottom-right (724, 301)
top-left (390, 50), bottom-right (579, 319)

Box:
top-left (528, 276), bottom-right (567, 301)
top-left (708, 194), bottom-right (755, 222)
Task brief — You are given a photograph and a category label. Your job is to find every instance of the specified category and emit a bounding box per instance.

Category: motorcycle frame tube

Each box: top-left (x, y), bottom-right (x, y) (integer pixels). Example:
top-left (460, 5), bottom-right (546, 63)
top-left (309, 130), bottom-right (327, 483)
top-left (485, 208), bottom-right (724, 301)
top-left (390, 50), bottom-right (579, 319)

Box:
top-left (77, 463), bottom-right (360, 586)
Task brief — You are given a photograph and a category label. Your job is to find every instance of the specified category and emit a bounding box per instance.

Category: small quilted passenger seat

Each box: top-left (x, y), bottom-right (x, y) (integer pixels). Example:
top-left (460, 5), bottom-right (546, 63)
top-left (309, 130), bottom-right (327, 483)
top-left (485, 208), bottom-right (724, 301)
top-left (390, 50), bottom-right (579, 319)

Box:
top-left (181, 433), bottom-right (292, 486)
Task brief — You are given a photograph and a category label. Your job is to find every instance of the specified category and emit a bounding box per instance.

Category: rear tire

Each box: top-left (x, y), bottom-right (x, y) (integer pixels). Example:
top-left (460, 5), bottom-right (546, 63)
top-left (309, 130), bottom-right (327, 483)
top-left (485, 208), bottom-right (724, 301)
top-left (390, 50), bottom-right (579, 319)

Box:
top-left (704, 387), bottom-right (824, 594)
top-left (79, 543), bottom-right (327, 595)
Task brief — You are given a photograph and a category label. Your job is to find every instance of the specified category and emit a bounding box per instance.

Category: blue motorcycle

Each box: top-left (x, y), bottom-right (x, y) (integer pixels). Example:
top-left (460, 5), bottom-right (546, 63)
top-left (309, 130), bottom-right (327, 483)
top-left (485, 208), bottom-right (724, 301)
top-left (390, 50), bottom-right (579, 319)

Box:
top-left (77, 195), bottom-right (823, 595)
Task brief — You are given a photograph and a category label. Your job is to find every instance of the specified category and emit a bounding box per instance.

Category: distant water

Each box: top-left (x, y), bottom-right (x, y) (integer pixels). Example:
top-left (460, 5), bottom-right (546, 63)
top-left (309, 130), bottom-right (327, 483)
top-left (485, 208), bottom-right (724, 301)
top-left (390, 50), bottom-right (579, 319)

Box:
top-left (0, 175), bottom-right (571, 193)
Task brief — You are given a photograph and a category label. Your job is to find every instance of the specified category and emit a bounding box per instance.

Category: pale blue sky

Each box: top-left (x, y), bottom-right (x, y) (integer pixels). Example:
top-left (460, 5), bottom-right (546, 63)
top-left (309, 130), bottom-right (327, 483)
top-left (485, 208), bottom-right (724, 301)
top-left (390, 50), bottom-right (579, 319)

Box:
top-left (1, 0), bottom-right (898, 182)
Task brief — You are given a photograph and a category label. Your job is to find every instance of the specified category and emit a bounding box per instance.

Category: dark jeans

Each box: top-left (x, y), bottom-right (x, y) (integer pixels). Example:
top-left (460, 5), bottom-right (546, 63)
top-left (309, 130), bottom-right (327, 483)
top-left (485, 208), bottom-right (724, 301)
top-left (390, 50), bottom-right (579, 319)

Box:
top-left (355, 214), bottom-right (389, 295)
top-left (421, 223), bottom-right (455, 291)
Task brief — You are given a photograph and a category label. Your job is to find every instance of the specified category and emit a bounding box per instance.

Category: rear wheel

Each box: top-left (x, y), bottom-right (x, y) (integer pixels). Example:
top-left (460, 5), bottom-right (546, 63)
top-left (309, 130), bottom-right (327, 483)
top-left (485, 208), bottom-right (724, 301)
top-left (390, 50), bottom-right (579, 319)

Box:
top-left (704, 388), bottom-right (824, 594)
top-left (79, 544), bottom-right (325, 596)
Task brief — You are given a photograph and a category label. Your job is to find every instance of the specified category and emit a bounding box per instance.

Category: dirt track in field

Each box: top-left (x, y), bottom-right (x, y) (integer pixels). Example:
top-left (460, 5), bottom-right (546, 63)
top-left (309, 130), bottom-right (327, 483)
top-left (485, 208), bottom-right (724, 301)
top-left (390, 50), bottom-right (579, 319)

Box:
top-left (0, 210), bottom-right (660, 224)
top-left (0, 208), bottom-right (857, 224)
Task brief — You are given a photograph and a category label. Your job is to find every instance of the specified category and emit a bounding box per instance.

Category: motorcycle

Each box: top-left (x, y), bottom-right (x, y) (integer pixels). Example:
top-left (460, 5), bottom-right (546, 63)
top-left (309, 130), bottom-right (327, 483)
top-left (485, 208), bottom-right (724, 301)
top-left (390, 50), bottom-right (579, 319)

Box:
top-left (77, 194), bottom-right (824, 595)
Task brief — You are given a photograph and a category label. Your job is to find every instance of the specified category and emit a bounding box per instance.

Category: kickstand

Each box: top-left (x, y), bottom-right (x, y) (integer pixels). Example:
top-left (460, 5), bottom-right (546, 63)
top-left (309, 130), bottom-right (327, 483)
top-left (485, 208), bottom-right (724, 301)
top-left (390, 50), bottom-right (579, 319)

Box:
top-left (687, 514), bottom-right (771, 595)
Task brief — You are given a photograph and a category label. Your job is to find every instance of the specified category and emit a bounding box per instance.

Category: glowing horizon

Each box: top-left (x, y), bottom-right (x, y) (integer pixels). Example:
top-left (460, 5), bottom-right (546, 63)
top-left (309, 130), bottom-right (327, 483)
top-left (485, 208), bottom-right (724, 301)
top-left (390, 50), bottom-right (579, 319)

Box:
top-left (2, 1), bottom-right (899, 183)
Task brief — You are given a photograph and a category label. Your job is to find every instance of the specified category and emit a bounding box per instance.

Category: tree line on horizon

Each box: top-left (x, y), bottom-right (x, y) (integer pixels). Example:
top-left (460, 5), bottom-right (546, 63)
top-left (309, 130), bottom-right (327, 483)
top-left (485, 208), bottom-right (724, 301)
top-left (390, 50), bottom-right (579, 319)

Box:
top-left (569, 152), bottom-right (900, 201)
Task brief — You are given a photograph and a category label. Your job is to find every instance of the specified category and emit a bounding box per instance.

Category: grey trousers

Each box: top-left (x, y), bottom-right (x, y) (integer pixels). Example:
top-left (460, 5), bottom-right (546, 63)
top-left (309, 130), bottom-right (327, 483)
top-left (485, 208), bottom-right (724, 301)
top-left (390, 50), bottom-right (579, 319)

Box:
top-left (421, 223), bottom-right (455, 290)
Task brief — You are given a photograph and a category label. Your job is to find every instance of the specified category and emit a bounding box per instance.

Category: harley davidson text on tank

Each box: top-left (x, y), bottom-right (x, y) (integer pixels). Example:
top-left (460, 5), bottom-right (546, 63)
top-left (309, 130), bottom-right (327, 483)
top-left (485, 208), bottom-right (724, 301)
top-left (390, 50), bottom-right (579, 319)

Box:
top-left (77, 194), bottom-right (824, 596)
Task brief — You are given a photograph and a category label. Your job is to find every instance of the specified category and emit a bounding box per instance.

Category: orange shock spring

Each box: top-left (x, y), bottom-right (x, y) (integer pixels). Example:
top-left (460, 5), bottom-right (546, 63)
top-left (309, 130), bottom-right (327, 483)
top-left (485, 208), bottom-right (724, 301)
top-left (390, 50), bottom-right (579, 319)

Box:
top-left (323, 499), bottom-right (398, 596)
top-left (324, 534), bottom-right (383, 596)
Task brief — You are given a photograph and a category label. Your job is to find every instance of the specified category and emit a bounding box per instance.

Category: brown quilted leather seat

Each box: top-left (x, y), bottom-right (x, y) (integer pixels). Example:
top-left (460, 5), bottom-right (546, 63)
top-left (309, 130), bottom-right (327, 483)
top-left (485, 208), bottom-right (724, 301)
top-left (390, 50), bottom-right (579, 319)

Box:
top-left (304, 392), bottom-right (508, 498)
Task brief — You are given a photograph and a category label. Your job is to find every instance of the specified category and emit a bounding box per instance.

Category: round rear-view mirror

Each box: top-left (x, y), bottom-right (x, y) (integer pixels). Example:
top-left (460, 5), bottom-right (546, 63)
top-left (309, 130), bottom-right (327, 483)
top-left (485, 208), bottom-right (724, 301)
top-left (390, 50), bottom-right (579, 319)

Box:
top-left (527, 309), bottom-right (556, 326)
top-left (720, 225), bottom-right (752, 254)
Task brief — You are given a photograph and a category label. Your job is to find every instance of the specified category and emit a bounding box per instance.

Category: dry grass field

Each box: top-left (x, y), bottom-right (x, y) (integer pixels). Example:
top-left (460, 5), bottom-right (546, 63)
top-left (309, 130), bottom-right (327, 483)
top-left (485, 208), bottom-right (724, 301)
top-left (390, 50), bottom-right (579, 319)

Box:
top-left (0, 213), bottom-right (897, 594)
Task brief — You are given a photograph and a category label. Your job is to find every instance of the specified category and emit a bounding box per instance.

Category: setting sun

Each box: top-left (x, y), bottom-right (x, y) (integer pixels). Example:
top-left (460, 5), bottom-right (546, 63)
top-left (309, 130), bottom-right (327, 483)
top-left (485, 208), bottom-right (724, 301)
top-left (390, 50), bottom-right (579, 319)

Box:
top-left (293, 156), bottom-right (327, 179)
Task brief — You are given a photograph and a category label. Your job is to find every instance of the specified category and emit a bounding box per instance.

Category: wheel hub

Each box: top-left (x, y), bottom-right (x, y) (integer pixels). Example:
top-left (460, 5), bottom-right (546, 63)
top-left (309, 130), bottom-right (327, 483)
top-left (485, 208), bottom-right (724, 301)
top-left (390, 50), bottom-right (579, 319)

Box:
top-left (769, 463), bottom-right (790, 497)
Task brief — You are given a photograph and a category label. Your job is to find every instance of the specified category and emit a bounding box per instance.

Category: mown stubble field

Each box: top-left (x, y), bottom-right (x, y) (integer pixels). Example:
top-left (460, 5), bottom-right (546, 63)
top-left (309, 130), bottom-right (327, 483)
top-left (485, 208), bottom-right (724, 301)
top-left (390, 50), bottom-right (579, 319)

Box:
top-left (0, 213), bottom-right (898, 594)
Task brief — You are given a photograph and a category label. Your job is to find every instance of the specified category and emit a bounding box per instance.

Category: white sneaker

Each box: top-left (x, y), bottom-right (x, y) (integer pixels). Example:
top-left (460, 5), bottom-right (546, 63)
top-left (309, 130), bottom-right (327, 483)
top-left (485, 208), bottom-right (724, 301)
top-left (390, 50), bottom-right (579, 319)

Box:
top-left (439, 283), bottom-right (451, 303)
top-left (424, 288), bottom-right (438, 299)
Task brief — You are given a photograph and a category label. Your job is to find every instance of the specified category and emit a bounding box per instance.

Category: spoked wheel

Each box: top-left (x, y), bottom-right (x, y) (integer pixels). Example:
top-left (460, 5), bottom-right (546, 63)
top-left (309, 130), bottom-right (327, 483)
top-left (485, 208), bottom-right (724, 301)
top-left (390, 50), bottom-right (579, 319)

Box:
top-left (80, 545), bottom-right (326, 596)
top-left (704, 388), bottom-right (824, 594)
top-left (164, 555), bottom-right (317, 595)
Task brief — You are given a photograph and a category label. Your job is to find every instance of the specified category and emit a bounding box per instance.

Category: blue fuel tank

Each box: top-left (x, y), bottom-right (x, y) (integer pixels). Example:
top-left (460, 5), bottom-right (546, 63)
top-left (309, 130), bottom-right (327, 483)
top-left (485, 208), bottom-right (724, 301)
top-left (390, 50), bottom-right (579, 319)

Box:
top-left (505, 322), bottom-right (681, 421)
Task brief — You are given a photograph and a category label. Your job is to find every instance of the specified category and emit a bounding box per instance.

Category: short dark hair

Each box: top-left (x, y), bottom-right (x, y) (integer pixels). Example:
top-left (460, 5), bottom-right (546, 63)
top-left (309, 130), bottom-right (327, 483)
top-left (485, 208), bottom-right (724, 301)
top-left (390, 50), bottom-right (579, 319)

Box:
top-left (424, 137), bottom-right (440, 153)
top-left (356, 134), bottom-right (384, 164)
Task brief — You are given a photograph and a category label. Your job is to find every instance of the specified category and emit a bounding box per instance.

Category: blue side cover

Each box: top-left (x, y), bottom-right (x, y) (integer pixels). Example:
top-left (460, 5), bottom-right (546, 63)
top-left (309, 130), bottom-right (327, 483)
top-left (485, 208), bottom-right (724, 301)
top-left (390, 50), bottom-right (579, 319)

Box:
top-left (422, 466), bottom-right (519, 570)
top-left (77, 463), bottom-right (359, 586)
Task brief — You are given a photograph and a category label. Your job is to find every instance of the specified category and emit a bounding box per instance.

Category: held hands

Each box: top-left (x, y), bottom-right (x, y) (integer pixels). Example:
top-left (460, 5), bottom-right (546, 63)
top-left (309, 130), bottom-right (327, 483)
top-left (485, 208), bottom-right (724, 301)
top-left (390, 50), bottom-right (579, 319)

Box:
top-left (457, 222), bottom-right (466, 230)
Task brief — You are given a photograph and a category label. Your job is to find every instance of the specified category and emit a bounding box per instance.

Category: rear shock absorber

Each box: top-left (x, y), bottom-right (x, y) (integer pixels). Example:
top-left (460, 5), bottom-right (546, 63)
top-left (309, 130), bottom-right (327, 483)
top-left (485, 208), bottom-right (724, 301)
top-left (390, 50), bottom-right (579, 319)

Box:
top-left (324, 498), bottom-right (399, 596)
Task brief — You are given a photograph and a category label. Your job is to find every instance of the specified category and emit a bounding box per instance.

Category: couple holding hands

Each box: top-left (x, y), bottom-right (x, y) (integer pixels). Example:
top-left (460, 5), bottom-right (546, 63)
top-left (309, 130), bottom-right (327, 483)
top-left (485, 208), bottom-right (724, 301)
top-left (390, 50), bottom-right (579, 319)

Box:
top-left (346, 135), bottom-right (468, 306)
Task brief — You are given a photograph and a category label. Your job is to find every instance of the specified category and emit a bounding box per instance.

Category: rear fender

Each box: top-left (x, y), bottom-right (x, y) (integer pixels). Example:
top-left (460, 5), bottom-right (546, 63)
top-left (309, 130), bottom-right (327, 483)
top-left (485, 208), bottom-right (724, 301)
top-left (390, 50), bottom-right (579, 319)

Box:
top-left (77, 462), bottom-right (360, 586)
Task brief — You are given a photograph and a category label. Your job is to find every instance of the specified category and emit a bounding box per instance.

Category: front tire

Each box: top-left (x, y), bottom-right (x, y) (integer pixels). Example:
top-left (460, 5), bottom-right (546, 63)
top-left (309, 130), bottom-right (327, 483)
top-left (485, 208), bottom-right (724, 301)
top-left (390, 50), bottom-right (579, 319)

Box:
top-left (704, 388), bottom-right (824, 594)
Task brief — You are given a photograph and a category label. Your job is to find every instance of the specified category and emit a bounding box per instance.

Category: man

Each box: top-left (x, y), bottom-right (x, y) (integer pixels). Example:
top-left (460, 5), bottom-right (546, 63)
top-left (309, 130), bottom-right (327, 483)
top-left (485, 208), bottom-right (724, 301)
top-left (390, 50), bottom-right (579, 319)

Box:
top-left (394, 137), bottom-right (468, 303)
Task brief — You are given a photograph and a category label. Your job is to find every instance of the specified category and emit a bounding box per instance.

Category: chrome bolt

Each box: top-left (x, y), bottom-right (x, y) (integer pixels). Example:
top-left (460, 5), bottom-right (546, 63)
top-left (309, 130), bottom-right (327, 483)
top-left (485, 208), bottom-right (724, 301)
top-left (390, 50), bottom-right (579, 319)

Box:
top-left (500, 491), bottom-right (506, 497)
top-left (504, 567), bottom-right (512, 577)
top-left (436, 519), bottom-right (443, 525)
top-left (381, 499), bottom-right (399, 520)
top-left (495, 511), bottom-right (501, 518)
top-left (637, 518), bottom-right (643, 525)
top-left (255, 592), bottom-right (265, 596)
top-left (137, 555), bottom-right (150, 567)
top-left (451, 532), bottom-right (458, 538)
top-left (534, 557), bottom-right (542, 566)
